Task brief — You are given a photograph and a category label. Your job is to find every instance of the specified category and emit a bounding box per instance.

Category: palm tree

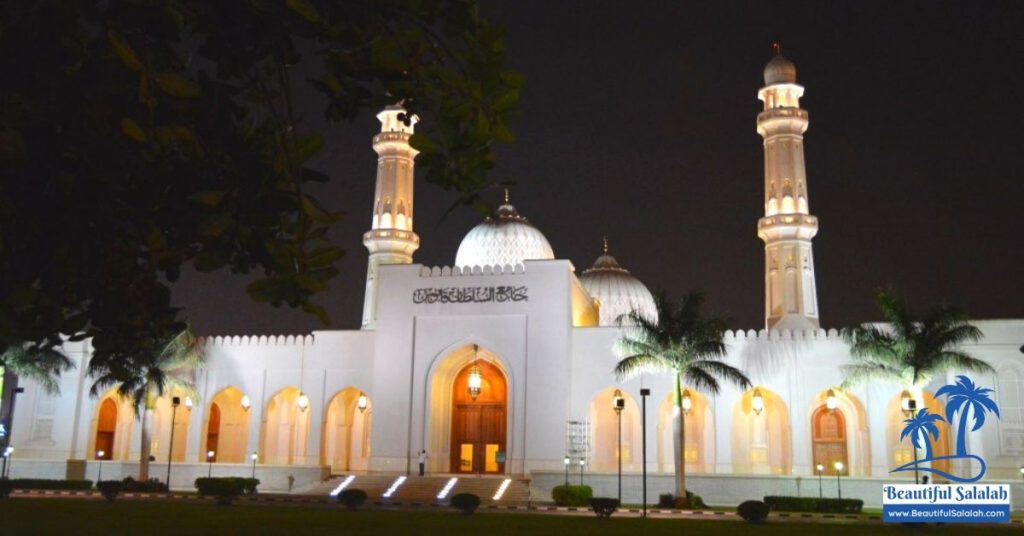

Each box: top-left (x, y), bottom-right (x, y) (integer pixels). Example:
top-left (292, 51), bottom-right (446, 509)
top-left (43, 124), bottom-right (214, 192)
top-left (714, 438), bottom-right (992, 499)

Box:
top-left (936, 375), bottom-right (999, 457)
top-left (900, 409), bottom-right (945, 460)
top-left (614, 291), bottom-right (750, 506)
top-left (90, 326), bottom-right (204, 481)
top-left (1, 344), bottom-right (76, 394)
top-left (841, 289), bottom-right (993, 394)
top-left (0, 344), bottom-right (75, 452)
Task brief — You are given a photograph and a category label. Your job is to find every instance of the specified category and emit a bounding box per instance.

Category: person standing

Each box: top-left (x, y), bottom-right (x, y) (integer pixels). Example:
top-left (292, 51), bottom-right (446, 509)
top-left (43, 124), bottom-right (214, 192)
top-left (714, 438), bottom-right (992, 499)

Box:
top-left (418, 449), bottom-right (428, 476)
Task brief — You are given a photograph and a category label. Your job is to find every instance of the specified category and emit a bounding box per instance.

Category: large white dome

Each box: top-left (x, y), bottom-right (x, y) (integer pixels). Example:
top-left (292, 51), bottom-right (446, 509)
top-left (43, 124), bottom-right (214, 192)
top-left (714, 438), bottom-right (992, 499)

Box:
top-left (579, 244), bottom-right (658, 326)
top-left (455, 202), bottom-right (554, 269)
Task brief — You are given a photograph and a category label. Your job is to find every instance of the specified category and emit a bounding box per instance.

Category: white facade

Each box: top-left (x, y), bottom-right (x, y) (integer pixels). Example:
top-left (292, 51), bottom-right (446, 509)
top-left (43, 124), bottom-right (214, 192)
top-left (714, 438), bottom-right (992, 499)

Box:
top-left (6, 56), bottom-right (1024, 504)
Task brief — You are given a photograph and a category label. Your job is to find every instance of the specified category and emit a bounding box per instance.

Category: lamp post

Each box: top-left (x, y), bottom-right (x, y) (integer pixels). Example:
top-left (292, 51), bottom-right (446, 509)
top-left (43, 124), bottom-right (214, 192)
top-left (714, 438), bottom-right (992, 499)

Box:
top-left (251, 452), bottom-right (259, 479)
top-left (900, 390), bottom-right (919, 484)
top-left (166, 396), bottom-right (181, 488)
top-left (578, 458), bottom-right (585, 485)
top-left (2, 446), bottom-right (12, 478)
top-left (207, 450), bottom-right (215, 478)
top-left (834, 461), bottom-right (844, 499)
top-left (96, 450), bottom-right (106, 484)
top-left (640, 387), bottom-right (650, 518)
top-left (815, 463), bottom-right (824, 498)
top-left (612, 389), bottom-right (624, 503)
top-left (563, 456), bottom-right (570, 487)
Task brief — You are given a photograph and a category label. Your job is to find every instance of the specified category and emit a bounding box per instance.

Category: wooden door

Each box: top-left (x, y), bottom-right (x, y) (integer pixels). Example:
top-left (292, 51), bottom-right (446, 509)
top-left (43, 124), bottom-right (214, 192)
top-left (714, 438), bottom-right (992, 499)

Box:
top-left (450, 360), bottom-right (507, 473)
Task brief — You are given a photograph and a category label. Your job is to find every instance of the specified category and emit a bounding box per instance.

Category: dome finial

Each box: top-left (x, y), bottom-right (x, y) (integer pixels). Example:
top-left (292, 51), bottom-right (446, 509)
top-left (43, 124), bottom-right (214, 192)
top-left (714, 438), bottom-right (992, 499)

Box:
top-left (602, 236), bottom-right (609, 254)
top-left (504, 187), bottom-right (510, 204)
top-left (772, 42), bottom-right (781, 56)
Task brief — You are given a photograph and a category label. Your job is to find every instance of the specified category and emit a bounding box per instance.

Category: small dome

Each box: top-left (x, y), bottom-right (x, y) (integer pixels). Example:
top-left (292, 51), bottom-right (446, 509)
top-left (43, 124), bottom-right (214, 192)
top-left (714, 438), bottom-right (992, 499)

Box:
top-left (455, 201), bottom-right (554, 268)
top-left (579, 241), bottom-right (658, 326)
top-left (764, 54), bottom-right (797, 85)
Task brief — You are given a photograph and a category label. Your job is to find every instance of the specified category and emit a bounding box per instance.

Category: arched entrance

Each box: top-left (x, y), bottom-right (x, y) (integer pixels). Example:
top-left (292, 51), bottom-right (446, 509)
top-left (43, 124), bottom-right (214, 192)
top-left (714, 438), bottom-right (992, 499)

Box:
top-left (260, 386), bottom-right (311, 465)
top-left (201, 387), bottom-right (250, 463)
top-left (450, 360), bottom-right (507, 473)
top-left (95, 399), bottom-right (117, 459)
top-left (811, 405), bottom-right (847, 474)
top-left (657, 388), bottom-right (715, 473)
top-left (321, 388), bottom-right (373, 473)
top-left (731, 386), bottom-right (792, 474)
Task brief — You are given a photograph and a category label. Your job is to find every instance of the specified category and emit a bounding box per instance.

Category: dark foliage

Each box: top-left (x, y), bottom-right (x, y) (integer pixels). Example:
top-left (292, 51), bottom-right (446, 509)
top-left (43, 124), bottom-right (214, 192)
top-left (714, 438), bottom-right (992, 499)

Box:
top-left (0, 478), bottom-right (11, 498)
top-left (737, 500), bottom-right (770, 523)
top-left (119, 477), bottom-right (169, 493)
top-left (551, 485), bottom-right (592, 507)
top-left (0, 0), bottom-right (520, 377)
top-left (450, 492), bottom-right (481, 514)
top-left (763, 496), bottom-right (864, 513)
top-left (588, 497), bottom-right (620, 518)
top-left (337, 488), bottom-right (368, 510)
top-left (194, 477), bottom-right (247, 506)
top-left (96, 480), bottom-right (123, 502)
top-left (656, 491), bottom-right (706, 509)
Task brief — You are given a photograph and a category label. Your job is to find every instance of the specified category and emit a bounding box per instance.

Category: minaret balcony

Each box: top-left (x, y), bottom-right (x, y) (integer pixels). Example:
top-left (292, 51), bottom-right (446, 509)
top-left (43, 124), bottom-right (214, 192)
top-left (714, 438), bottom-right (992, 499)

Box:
top-left (756, 108), bottom-right (809, 135)
top-left (363, 228), bottom-right (420, 256)
top-left (757, 214), bottom-right (818, 241)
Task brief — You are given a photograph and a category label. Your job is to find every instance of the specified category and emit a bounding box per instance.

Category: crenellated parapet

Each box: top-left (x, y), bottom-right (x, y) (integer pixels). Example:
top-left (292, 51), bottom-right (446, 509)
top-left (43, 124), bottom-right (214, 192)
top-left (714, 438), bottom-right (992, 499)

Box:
top-left (723, 327), bottom-right (842, 342)
top-left (202, 333), bottom-right (314, 347)
top-left (417, 263), bottom-right (527, 277)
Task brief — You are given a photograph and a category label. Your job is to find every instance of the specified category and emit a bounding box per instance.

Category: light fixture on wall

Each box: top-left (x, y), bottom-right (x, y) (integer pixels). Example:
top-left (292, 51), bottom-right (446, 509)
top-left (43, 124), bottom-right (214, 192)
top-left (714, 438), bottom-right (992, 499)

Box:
top-left (825, 388), bottom-right (838, 412)
top-left (357, 393), bottom-right (368, 413)
top-left (240, 395), bottom-right (251, 411)
top-left (751, 388), bottom-right (765, 415)
top-left (900, 389), bottom-right (916, 416)
top-left (467, 344), bottom-right (482, 401)
top-left (184, 397), bottom-right (194, 410)
top-left (297, 393), bottom-right (310, 412)
top-left (681, 389), bottom-right (693, 415)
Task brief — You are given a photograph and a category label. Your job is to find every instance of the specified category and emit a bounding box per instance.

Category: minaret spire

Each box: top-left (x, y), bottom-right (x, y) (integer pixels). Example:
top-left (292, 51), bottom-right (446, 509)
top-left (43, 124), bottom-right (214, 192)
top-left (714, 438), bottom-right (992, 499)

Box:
top-left (504, 187), bottom-right (510, 204)
top-left (361, 105), bottom-right (421, 328)
top-left (756, 50), bottom-right (820, 331)
top-left (602, 236), bottom-right (609, 254)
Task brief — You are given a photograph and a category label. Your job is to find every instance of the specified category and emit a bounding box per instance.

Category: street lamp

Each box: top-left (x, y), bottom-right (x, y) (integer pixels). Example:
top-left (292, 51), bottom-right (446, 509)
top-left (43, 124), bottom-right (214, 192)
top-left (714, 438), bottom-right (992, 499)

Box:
top-left (612, 389), bottom-right (624, 503)
top-left (166, 396), bottom-right (181, 489)
top-left (2, 446), bottom-right (13, 478)
top-left (96, 450), bottom-right (106, 485)
top-left (357, 393), bottom-right (368, 414)
top-left (207, 450), bottom-right (215, 478)
top-left (251, 452), bottom-right (259, 479)
top-left (640, 387), bottom-right (651, 518)
top-left (900, 390), bottom-right (920, 484)
top-left (825, 389), bottom-right (838, 412)
top-left (563, 456), bottom-right (570, 487)
top-left (815, 463), bottom-right (824, 498)
top-left (834, 461), bottom-right (844, 499)
top-left (751, 388), bottom-right (765, 416)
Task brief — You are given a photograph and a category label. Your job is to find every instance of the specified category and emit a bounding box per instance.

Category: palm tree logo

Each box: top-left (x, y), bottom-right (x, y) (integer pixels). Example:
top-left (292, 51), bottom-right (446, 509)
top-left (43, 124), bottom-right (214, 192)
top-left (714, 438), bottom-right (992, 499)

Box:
top-left (891, 375), bottom-right (998, 483)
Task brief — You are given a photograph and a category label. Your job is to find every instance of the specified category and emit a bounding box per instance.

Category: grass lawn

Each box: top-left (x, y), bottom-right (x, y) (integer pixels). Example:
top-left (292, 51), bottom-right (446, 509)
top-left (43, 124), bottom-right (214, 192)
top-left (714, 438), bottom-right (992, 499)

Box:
top-left (0, 499), bottom-right (1015, 535)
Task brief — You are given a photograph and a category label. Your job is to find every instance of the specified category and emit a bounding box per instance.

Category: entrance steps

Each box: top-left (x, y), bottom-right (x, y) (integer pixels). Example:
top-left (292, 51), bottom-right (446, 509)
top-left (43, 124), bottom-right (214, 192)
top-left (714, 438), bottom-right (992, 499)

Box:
top-left (300, 474), bottom-right (531, 504)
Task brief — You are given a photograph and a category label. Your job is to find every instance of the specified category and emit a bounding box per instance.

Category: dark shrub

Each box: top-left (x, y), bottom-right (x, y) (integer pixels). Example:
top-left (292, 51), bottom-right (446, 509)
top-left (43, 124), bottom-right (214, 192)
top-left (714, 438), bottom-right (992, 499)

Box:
top-left (589, 497), bottom-right (620, 518)
top-left (763, 496), bottom-right (863, 514)
top-left (657, 493), bottom-right (674, 508)
top-left (0, 478), bottom-right (11, 499)
top-left (552, 485), bottom-right (592, 506)
top-left (8, 479), bottom-right (93, 491)
top-left (194, 477), bottom-right (245, 506)
top-left (737, 500), bottom-right (770, 523)
top-left (96, 480), bottom-right (122, 502)
top-left (450, 493), bottom-right (481, 514)
top-left (671, 490), bottom-right (706, 509)
top-left (338, 488), bottom-right (368, 510)
top-left (120, 477), bottom-right (168, 493)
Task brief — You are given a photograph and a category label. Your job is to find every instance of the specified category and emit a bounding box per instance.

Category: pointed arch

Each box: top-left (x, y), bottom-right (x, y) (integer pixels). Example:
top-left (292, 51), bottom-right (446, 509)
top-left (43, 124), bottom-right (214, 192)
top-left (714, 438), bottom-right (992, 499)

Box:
top-left (587, 387), bottom-right (642, 472)
top-left (809, 389), bottom-right (870, 476)
top-left (657, 388), bottom-right (715, 473)
top-left (259, 386), bottom-right (311, 465)
top-left (321, 387), bottom-right (373, 473)
top-left (731, 387), bottom-right (791, 474)
top-left (885, 390), bottom-right (952, 477)
top-left (88, 389), bottom-right (135, 461)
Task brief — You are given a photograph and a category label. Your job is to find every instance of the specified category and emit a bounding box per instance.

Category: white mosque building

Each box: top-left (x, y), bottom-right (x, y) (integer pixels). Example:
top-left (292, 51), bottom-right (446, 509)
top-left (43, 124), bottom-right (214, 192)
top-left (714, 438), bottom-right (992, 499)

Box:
top-left (5, 54), bottom-right (1023, 506)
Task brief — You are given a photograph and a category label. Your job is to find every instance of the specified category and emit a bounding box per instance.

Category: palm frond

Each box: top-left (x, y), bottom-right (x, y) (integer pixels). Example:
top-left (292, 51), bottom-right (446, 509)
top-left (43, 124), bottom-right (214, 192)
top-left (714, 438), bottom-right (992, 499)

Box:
top-left (687, 359), bottom-right (751, 394)
top-left (0, 345), bottom-right (76, 394)
top-left (614, 354), bottom-right (673, 380)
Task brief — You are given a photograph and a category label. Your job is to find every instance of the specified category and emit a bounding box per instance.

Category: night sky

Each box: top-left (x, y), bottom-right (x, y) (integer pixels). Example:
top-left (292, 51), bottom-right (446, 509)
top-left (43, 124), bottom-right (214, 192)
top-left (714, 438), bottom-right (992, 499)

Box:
top-left (172, 2), bottom-right (1024, 336)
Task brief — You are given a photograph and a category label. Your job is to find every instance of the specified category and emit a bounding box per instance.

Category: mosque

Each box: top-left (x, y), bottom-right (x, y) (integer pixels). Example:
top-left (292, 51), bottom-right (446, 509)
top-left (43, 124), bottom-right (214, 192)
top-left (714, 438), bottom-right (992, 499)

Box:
top-left (4, 54), bottom-right (1023, 506)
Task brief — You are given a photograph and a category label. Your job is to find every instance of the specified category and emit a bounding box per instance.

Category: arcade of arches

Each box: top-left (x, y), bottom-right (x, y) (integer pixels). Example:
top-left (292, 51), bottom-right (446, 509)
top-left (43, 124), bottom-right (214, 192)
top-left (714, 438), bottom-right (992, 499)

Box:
top-left (321, 387), bottom-right (373, 473)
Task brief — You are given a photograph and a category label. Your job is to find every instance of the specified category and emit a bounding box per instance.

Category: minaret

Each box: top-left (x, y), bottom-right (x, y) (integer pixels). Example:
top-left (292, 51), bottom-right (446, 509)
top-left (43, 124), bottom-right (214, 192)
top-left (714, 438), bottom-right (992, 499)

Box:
top-left (362, 105), bottom-right (420, 328)
top-left (756, 46), bottom-right (820, 331)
